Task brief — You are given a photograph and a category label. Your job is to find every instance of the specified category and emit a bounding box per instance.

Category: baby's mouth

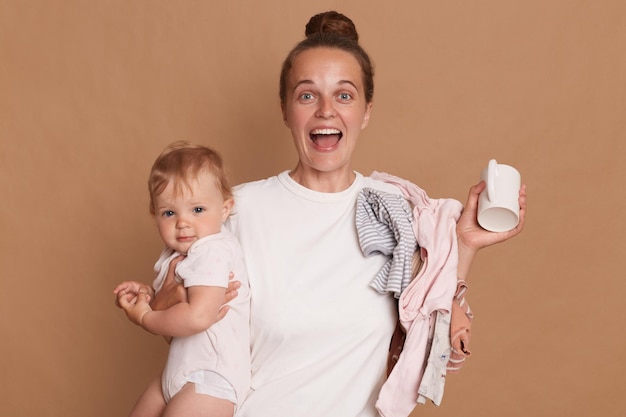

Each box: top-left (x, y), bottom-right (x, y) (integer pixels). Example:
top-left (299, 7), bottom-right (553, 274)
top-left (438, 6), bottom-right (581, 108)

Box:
top-left (310, 128), bottom-right (342, 149)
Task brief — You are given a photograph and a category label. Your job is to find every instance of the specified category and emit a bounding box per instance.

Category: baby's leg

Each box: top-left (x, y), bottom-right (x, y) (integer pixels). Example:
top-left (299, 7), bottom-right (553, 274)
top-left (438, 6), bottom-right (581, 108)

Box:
top-left (163, 383), bottom-right (234, 417)
top-left (128, 376), bottom-right (166, 417)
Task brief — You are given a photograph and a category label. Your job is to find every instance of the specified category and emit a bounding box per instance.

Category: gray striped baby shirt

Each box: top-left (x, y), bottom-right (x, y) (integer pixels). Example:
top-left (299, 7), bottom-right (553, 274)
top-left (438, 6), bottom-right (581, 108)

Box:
top-left (356, 188), bottom-right (418, 299)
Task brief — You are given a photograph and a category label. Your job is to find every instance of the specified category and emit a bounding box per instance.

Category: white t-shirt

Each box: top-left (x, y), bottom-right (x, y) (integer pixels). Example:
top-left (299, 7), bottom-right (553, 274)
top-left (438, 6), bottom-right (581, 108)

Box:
top-left (227, 171), bottom-right (400, 417)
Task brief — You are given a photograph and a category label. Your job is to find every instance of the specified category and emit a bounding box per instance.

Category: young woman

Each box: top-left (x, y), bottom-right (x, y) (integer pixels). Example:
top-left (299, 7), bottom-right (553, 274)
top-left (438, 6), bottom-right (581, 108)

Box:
top-left (143, 11), bottom-right (527, 417)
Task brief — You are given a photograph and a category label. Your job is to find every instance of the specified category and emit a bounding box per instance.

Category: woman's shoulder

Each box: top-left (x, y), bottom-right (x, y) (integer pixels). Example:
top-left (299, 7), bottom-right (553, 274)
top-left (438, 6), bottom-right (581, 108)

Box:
top-left (232, 174), bottom-right (281, 202)
top-left (234, 172), bottom-right (284, 193)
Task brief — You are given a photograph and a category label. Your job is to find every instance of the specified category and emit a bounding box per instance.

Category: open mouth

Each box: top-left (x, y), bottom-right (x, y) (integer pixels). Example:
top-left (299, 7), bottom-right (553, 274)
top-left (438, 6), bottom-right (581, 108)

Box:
top-left (310, 128), bottom-right (342, 150)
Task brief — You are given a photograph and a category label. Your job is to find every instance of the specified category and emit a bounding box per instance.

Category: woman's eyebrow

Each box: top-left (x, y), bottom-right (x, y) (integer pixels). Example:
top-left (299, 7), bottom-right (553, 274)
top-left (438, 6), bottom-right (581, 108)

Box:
top-left (338, 80), bottom-right (358, 89)
top-left (292, 79), bottom-right (358, 90)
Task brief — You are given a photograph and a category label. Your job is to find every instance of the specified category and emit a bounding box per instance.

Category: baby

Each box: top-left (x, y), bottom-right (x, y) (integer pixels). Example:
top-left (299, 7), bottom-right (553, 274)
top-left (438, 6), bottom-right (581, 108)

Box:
top-left (114, 141), bottom-right (250, 417)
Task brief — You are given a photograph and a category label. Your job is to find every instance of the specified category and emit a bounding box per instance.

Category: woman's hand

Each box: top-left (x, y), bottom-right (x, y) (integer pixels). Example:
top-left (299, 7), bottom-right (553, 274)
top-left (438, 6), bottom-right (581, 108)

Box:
top-left (151, 255), bottom-right (188, 311)
top-left (215, 275), bottom-right (241, 320)
top-left (457, 181), bottom-right (527, 250)
top-left (456, 181), bottom-right (527, 278)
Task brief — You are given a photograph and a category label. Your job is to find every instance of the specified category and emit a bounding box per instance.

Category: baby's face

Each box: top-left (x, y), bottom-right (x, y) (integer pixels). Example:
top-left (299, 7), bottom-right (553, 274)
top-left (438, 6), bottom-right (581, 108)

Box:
top-left (153, 170), bottom-right (232, 254)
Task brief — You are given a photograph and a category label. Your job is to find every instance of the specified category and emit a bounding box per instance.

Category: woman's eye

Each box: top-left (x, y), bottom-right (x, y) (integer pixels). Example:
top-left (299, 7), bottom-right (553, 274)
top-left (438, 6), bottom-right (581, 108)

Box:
top-left (300, 93), bottom-right (314, 101)
top-left (339, 93), bottom-right (352, 100)
top-left (193, 207), bottom-right (205, 213)
top-left (163, 210), bottom-right (174, 217)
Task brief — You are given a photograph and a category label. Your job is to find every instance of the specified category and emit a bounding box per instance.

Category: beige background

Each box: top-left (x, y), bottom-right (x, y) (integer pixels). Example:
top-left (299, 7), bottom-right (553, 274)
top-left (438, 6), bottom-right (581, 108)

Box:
top-left (1, 1), bottom-right (625, 416)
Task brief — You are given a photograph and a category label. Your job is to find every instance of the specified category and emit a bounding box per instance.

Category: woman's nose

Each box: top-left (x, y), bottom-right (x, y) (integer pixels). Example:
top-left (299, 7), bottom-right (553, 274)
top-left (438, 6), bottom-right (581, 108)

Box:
top-left (315, 97), bottom-right (336, 119)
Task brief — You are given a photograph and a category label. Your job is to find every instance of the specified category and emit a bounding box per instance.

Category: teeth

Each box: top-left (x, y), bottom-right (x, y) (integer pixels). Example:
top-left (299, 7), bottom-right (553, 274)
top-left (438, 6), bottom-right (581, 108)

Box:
top-left (311, 128), bottom-right (340, 135)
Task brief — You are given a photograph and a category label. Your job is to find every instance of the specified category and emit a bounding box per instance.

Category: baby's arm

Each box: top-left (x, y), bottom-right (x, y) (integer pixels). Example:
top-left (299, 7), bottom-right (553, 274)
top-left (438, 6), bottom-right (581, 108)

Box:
top-left (119, 285), bottom-right (226, 338)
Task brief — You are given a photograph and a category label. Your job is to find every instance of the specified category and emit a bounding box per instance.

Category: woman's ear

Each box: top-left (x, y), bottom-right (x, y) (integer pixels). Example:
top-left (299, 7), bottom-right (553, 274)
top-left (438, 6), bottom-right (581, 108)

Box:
top-left (361, 102), bottom-right (373, 129)
top-left (281, 103), bottom-right (289, 127)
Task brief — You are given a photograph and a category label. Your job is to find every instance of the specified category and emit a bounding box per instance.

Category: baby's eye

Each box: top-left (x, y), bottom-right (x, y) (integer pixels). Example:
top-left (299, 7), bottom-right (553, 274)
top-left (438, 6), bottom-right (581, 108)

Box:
top-left (193, 207), bottom-right (205, 213)
top-left (162, 210), bottom-right (174, 217)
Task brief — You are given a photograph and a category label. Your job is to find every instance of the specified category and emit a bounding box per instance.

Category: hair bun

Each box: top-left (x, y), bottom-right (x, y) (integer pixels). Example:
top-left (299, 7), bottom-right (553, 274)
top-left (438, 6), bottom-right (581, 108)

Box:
top-left (305, 11), bottom-right (359, 42)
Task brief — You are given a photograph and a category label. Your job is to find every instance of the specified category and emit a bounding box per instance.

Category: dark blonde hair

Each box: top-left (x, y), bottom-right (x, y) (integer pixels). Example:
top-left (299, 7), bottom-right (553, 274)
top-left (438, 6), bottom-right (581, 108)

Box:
top-left (148, 141), bottom-right (233, 215)
top-left (279, 11), bottom-right (375, 105)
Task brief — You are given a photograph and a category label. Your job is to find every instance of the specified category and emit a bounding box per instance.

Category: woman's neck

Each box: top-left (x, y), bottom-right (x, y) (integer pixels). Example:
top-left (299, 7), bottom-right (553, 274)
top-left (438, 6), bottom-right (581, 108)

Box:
top-left (289, 164), bottom-right (356, 193)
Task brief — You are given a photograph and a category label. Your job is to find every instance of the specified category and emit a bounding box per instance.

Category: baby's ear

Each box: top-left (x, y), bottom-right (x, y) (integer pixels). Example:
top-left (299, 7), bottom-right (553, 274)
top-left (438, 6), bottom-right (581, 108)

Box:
top-left (222, 198), bottom-right (235, 222)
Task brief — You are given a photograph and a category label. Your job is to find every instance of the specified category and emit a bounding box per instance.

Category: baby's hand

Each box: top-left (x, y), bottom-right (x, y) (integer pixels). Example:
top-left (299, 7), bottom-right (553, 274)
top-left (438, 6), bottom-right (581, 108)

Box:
top-left (118, 292), bottom-right (152, 327)
top-left (113, 281), bottom-right (152, 308)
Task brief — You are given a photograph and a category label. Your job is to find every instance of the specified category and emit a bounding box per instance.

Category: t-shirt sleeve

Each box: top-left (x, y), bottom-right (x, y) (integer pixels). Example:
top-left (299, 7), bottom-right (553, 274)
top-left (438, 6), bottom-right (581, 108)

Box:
top-left (176, 239), bottom-right (232, 288)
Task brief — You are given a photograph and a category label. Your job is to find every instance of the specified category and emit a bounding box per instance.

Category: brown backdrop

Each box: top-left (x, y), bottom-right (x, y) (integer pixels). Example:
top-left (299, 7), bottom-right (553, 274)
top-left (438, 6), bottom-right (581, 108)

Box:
top-left (1, 1), bottom-right (624, 416)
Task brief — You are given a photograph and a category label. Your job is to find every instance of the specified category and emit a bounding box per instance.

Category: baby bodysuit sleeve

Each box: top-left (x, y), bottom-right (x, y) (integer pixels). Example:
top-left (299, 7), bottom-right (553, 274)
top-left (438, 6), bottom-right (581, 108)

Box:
top-left (176, 237), bottom-right (233, 288)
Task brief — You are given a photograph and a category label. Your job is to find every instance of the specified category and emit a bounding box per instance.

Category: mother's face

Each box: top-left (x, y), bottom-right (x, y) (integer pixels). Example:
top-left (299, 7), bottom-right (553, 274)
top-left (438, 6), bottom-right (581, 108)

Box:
top-left (281, 47), bottom-right (372, 179)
